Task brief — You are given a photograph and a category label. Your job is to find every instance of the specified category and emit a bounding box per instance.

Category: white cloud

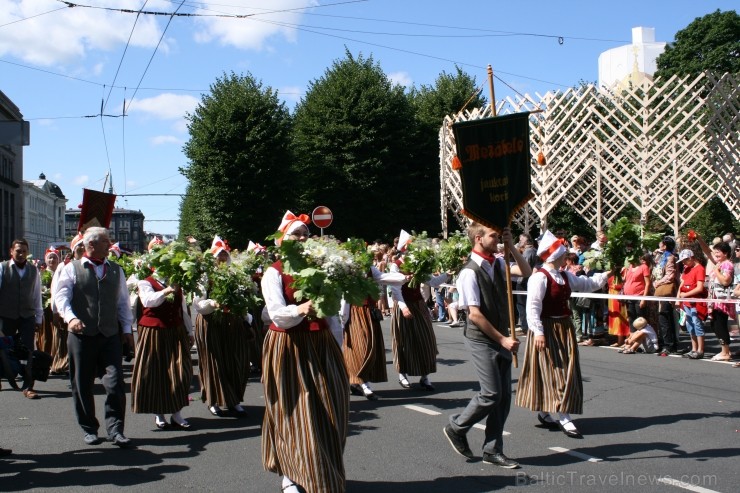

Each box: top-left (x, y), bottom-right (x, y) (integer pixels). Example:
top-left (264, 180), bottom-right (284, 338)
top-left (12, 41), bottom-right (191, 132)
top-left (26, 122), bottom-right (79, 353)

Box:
top-left (151, 135), bottom-right (180, 145)
top-left (125, 93), bottom-right (200, 120)
top-left (126, 180), bottom-right (137, 188)
top-left (0, 1), bottom-right (167, 66)
top-left (388, 71), bottom-right (413, 88)
top-left (73, 175), bottom-right (89, 186)
top-left (193, 0), bottom-right (316, 50)
top-left (53, 173), bottom-right (63, 181)
top-left (278, 85), bottom-right (303, 104)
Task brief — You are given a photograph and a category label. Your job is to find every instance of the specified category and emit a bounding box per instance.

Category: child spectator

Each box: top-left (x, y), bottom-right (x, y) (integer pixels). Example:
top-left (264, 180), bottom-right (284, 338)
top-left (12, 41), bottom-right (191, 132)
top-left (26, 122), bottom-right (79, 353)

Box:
top-left (618, 317), bottom-right (658, 354)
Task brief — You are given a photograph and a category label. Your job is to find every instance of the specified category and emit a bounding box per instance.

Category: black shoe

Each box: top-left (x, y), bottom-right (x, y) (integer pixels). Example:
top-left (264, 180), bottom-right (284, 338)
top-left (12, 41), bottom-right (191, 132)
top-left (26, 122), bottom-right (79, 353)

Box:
top-left (209, 405), bottom-right (225, 417)
top-left (364, 391), bottom-right (379, 401)
top-left (443, 425), bottom-right (474, 459)
top-left (536, 413), bottom-right (559, 430)
top-left (557, 421), bottom-right (583, 439)
top-left (83, 433), bottom-right (100, 445)
top-left (170, 417), bottom-right (191, 430)
top-left (482, 452), bottom-right (520, 469)
top-left (419, 378), bottom-right (435, 391)
top-left (155, 417), bottom-right (169, 430)
top-left (398, 377), bottom-right (411, 389)
top-left (110, 433), bottom-right (132, 448)
top-left (0, 447), bottom-right (11, 456)
top-left (349, 384), bottom-right (364, 396)
top-left (231, 407), bottom-right (249, 418)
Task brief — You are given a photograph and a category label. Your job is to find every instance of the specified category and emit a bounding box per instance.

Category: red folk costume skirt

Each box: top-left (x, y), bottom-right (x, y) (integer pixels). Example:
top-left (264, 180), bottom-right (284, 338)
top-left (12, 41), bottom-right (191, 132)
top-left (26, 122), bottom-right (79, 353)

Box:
top-left (343, 304), bottom-right (388, 385)
top-left (516, 316), bottom-right (583, 415)
top-left (131, 323), bottom-right (193, 414)
top-left (262, 328), bottom-right (349, 493)
top-left (50, 318), bottom-right (69, 374)
top-left (607, 280), bottom-right (630, 337)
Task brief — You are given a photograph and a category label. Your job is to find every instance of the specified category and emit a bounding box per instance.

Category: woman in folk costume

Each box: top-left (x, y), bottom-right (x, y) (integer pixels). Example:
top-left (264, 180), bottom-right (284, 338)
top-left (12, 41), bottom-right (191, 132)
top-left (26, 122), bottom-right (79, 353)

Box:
top-left (130, 241), bottom-right (195, 430)
top-left (388, 230), bottom-right (449, 391)
top-left (261, 211), bottom-right (349, 493)
top-left (516, 231), bottom-right (609, 439)
top-left (37, 246), bottom-right (61, 354)
top-left (49, 233), bottom-right (85, 374)
top-left (341, 261), bottom-right (406, 400)
top-left (193, 236), bottom-right (250, 418)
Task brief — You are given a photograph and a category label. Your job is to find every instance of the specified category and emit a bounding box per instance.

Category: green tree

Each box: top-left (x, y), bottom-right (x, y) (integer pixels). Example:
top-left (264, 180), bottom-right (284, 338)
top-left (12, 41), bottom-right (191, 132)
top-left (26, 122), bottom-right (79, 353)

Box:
top-left (292, 50), bottom-right (419, 240)
top-left (655, 10), bottom-right (740, 78)
top-left (684, 196), bottom-right (740, 240)
top-left (410, 66), bottom-right (487, 236)
top-left (180, 72), bottom-right (294, 248)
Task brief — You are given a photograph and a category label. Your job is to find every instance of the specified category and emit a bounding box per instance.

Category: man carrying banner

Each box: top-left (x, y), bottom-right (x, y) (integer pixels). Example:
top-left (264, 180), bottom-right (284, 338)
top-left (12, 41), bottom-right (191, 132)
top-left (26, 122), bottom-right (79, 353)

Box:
top-left (444, 223), bottom-right (531, 468)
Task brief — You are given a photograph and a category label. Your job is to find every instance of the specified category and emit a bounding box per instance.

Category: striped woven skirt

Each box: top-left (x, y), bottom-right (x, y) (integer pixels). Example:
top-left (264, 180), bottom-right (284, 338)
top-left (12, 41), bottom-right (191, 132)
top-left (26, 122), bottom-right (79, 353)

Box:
top-left (131, 324), bottom-right (193, 414)
top-left (50, 322), bottom-right (69, 374)
top-left (194, 312), bottom-right (250, 408)
top-left (262, 328), bottom-right (349, 493)
top-left (36, 306), bottom-right (54, 355)
top-left (390, 299), bottom-right (438, 376)
top-left (515, 317), bottom-right (583, 414)
top-left (343, 305), bottom-right (388, 385)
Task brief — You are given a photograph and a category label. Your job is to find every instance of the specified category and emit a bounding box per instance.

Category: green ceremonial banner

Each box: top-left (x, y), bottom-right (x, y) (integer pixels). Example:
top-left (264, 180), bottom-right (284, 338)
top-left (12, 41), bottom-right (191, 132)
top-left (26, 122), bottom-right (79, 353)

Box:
top-left (452, 113), bottom-right (533, 231)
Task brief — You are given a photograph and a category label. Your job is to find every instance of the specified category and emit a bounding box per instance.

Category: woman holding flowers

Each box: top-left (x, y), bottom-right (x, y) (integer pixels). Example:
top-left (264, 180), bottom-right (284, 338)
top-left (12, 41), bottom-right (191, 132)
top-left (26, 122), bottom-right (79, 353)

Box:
top-left (131, 271), bottom-right (194, 430)
top-left (37, 247), bottom-right (60, 355)
top-left (389, 231), bottom-right (449, 391)
top-left (261, 211), bottom-right (349, 493)
top-left (49, 233), bottom-right (84, 375)
top-left (193, 236), bottom-right (250, 418)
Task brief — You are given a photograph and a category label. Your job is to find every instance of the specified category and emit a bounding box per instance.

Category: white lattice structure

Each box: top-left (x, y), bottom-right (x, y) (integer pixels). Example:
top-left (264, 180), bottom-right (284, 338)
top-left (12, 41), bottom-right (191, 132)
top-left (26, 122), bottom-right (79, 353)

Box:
top-left (440, 72), bottom-right (740, 236)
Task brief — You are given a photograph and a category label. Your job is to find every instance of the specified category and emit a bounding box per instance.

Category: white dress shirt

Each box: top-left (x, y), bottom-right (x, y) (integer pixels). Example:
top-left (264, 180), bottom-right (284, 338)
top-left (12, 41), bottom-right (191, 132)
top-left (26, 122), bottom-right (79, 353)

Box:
top-left (54, 258), bottom-right (134, 333)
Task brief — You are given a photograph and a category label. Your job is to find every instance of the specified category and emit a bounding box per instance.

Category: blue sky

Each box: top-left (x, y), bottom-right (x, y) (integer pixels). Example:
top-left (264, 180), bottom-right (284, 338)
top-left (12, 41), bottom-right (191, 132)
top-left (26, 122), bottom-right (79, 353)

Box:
top-left (1, 0), bottom-right (736, 237)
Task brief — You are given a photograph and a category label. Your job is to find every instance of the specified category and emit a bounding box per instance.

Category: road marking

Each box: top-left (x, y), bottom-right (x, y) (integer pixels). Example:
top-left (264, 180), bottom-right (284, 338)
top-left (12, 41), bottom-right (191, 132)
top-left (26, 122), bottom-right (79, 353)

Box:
top-left (548, 446), bottom-right (602, 462)
top-left (657, 478), bottom-right (722, 493)
top-left (404, 405), bottom-right (510, 435)
top-left (472, 423), bottom-right (511, 436)
top-left (403, 404), bottom-right (440, 416)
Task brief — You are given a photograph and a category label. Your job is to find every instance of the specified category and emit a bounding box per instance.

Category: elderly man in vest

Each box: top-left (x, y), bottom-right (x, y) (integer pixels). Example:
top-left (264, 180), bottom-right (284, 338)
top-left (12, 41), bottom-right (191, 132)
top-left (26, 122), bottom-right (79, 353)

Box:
top-left (0, 239), bottom-right (43, 399)
top-left (443, 223), bottom-right (532, 469)
top-left (54, 227), bottom-right (134, 447)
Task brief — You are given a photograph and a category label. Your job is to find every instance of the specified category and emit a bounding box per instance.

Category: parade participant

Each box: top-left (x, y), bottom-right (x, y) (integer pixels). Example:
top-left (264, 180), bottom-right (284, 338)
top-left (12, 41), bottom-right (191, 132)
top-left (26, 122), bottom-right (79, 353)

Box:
top-left (50, 233), bottom-right (84, 375)
top-left (444, 224), bottom-right (531, 469)
top-left (389, 231), bottom-right (449, 391)
top-left (0, 239), bottom-right (43, 399)
top-left (516, 230), bottom-right (608, 439)
top-left (261, 211), bottom-right (349, 493)
top-left (54, 227), bottom-right (134, 447)
top-left (192, 236), bottom-right (250, 418)
top-left (37, 246), bottom-right (61, 355)
top-left (131, 270), bottom-right (194, 430)
top-left (342, 265), bottom-right (406, 400)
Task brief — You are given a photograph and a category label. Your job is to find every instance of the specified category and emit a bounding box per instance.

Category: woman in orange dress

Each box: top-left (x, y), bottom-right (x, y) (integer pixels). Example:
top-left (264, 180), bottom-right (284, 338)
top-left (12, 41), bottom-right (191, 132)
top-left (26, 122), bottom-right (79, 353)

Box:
top-left (607, 272), bottom-right (630, 346)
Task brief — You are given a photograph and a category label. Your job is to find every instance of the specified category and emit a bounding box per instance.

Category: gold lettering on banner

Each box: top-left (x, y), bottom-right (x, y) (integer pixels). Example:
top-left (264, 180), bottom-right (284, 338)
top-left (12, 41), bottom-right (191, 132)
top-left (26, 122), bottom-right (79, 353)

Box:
top-left (463, 137), bottom-right (525, 163)
top-left (489, 191), bottom-right (509, 203)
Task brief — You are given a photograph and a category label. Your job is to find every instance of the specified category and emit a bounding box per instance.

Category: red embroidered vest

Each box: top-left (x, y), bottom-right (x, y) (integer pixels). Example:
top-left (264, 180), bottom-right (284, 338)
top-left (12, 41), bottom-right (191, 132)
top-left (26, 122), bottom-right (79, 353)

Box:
top-left (540, 269), bottom-right (572, 318)
top-left (269, 261), bottom-right (329, 332)
top-left (138, 277), bottom-right (183, 328)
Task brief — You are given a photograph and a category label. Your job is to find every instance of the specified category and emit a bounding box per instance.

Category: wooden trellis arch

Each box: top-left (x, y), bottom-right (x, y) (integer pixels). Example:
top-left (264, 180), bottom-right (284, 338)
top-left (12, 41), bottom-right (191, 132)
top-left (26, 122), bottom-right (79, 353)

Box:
top-left (440, 71), bottom-right (740, 236)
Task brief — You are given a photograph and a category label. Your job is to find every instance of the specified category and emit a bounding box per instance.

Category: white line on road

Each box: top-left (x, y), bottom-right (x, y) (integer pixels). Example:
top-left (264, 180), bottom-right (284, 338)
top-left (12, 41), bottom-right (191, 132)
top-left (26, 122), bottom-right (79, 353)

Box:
top-left (403, 404), bottom-right (441, 415)
top-left (472, 423), bottom-right (511, 436)
top-left (657, 477), bottom-right (723, 493)
top-left (548, 446), bottom-right (602, 462)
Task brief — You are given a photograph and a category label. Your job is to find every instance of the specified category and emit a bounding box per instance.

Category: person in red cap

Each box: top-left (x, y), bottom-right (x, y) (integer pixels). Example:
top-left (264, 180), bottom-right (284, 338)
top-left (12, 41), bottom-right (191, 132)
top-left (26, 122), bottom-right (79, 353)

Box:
top-left (261, 211), bottom-right (348, 493)
top-left (516, 230), bottom-right (609, 439)
top-left (192, 235), bottom-right (250, 418)
top-left (49, 233), bottom-right (85, 375)
top-left (0, 238), bottom-right (43, 399)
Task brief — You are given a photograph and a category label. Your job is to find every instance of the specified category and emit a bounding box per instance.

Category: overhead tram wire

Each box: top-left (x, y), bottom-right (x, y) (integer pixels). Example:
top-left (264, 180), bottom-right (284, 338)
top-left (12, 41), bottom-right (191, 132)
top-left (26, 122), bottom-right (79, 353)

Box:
top-left (0, 6), bottom-right (69, 28)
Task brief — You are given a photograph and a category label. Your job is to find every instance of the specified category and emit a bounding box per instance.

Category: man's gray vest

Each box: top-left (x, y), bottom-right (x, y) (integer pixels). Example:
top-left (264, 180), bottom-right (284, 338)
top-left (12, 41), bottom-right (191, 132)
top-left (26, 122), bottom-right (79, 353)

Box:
top-left (462, 258), bottom-right (510, 349)
top-left (70, 260), bottom-right (122, 337)
top-left (0, 261), bottom-right (38, 319)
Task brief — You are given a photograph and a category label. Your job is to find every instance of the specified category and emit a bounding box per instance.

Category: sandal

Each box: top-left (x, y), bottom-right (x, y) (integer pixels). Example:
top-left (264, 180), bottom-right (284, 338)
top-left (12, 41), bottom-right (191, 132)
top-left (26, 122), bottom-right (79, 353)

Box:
top-left (733, 362), bottom-right (740, 368)
top-left (710, 354), bottom-right (731, 362)
top-left (687, 352), bottom-right (704, 360)
top-left (579, 339), bottom-right (594, 346)
top-left (622, 349), bottom-right (636, 354)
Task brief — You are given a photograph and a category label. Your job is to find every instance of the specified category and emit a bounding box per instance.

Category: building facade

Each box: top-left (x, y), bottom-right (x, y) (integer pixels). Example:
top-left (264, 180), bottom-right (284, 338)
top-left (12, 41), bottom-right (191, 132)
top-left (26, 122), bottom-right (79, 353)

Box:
top-left (598, 27), bottom-right (667, 89)
top-left (23, 173), bottom-right (67, 261)
top-left (65, 207), bottom-right (146, 253)
top-left (0, 90), bottom-right (26, 258)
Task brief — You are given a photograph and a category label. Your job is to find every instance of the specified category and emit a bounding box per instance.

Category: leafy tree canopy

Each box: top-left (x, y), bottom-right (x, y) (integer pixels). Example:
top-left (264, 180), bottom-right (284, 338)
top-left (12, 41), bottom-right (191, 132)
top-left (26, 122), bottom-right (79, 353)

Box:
top-left (656, 9), bottom-right (740, 78)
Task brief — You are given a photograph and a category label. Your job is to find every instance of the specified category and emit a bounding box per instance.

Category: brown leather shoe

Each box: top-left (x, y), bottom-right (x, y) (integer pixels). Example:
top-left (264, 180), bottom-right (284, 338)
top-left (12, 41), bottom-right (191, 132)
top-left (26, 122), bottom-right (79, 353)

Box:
top-left (22, 389), bottom-right (40, 399)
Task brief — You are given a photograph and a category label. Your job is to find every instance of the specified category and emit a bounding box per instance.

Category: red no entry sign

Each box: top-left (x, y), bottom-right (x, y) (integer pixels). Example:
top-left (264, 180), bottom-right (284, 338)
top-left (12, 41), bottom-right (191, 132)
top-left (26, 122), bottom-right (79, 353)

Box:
top-left (312, 206), bottom-right (333, 229)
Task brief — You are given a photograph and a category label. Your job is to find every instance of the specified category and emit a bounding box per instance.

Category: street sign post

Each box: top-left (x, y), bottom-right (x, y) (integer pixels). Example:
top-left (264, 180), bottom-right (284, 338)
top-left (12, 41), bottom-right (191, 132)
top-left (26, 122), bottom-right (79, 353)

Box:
top-left (312, 206), bottom-right (333, 235)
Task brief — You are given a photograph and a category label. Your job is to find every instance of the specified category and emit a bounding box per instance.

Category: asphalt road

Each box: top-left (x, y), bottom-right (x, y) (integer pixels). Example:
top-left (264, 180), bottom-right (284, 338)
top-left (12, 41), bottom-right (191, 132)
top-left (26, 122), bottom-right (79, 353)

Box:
top-left (1, 319), bottom-right (738, 493)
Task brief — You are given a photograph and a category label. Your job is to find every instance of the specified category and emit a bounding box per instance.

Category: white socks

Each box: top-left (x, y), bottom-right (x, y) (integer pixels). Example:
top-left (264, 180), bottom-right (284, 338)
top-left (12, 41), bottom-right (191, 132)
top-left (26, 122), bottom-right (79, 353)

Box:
top-left (557, 412), bottom-right (578, 432)
top-left (361, 383), bottom-right (373, 395)
top-left (282, 476), bottom-right (301, 493)
top-left (539, 411), bottom-right (556, 423)
top-left (233, 404), bottom-right (246, 413)
top-left (155, 414), bottom-right (166, 427)
top-left (399, 373), bottom-right (410, 384)
top-left (420, 375), bottom-right (432, 386)
top-left (172, 411), bottom-right (187, 425)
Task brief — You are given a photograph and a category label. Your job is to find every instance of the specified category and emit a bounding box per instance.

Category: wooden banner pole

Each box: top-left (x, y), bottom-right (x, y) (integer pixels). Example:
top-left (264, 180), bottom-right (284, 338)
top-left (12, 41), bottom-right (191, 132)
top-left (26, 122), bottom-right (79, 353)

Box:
top-left (504, 242), bottom-right (519, 368)
top-left (487, 64), bottom-right (497, 117)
